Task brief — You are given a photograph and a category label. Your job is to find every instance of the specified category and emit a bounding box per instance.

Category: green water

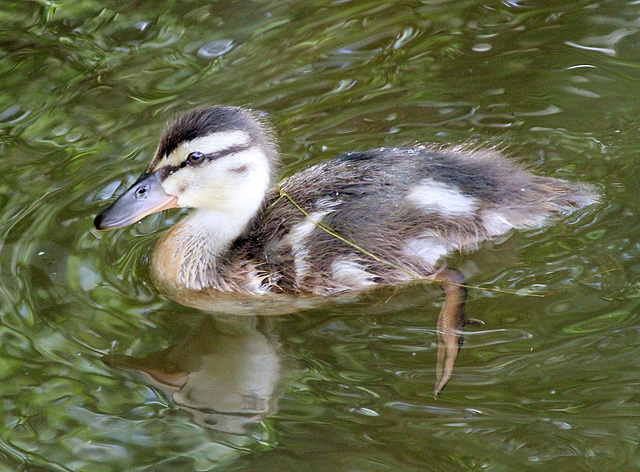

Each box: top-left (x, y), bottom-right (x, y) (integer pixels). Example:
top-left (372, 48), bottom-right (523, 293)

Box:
top-left (1, 0), bottom-right (639, 470)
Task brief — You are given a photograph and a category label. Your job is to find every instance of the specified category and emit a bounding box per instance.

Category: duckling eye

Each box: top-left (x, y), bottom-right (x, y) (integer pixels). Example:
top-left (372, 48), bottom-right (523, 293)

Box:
top-left (187, 151), bottom-right (206, 165)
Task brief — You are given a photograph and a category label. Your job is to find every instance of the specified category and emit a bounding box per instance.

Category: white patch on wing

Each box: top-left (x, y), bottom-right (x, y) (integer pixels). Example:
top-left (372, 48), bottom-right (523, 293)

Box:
top-left (480, 211), bottom-right (515, 236)
top-left (481, 209), bottom-right (550, 236)
top-left (331, 258), bottom-right (377, 289)
top-left (285, 211), bottom-right (329, 280)
top-left (406, 179), bottom-right (477, 215)
top-left (402, 236), bottom-right (451, 268)
top-left (314, 196), bottom-right (343, 211)
top-left (243, 262), bottom-right (272, 295)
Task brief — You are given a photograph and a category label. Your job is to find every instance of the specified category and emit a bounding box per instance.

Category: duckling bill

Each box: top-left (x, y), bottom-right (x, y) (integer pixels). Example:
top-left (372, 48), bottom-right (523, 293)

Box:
top-left (94, 172), bottom-right (177, 230)
top-left (95, 106), bottom-right (598, 395)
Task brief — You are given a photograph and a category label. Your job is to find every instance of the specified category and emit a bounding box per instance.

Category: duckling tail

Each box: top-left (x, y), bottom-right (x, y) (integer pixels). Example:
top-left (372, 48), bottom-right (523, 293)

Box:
top-left (537, 178), bottom-right (600, 213)
top-left (566, 182), bottom-right (600, 209)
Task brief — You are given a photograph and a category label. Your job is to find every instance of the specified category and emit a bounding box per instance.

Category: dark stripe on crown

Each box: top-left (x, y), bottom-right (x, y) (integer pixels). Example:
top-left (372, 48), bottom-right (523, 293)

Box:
top-left (146, 106), bottom-right (265, 172)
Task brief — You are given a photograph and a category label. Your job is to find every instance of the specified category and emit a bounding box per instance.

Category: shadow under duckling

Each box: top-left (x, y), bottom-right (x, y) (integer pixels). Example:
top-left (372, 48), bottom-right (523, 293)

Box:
top-left (94, 106), bottom-right (598, 395)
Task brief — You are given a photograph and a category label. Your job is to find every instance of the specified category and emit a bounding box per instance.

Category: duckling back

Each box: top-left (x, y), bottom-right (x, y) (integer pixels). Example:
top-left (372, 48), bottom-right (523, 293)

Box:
top-left (231, 146), bottom-right (597, 295)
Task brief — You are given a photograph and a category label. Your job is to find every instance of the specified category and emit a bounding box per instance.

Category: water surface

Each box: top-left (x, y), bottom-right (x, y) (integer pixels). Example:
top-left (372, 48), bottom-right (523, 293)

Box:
top-left (1, 1), bottom-right (639, 470)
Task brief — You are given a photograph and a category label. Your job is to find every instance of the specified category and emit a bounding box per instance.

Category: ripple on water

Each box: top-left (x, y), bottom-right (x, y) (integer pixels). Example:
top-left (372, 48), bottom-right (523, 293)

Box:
top-left (1, 0), bottom-right (639, 471)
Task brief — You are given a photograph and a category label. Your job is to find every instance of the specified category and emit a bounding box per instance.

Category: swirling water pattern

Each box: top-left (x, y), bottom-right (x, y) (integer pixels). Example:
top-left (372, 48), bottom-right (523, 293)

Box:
top-left (1, 1), bottom-right (639, 470)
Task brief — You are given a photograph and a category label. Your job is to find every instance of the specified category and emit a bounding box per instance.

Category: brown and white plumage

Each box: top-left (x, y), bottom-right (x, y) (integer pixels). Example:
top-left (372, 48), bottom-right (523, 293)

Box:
top-left (95, 106), bottom-right (598, 394)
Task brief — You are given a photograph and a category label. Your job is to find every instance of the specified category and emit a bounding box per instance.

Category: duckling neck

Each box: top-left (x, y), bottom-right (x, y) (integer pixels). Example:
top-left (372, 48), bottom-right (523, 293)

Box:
top-left (150, 208), bottom-right (254, 291)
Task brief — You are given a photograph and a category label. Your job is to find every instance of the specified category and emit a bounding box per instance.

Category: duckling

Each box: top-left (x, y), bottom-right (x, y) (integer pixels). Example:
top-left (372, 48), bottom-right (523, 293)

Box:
top-left (94, 106), bottom-right (598, 394)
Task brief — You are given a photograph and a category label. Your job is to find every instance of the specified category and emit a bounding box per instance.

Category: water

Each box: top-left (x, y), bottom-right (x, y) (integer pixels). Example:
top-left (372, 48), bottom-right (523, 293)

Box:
top-left (1, 0), bottom-right (640, 470)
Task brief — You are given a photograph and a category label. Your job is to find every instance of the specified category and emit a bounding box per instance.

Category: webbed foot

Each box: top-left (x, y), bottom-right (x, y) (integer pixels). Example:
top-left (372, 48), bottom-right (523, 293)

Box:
top-left (432, 268), bottom-right (484, 397)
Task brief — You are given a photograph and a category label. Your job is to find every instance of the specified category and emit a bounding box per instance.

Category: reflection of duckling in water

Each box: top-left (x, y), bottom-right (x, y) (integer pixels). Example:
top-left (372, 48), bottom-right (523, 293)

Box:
top-left (95, 106), bottom-right (598, 394)
top-left (103, 316), bottom-right (282, 435)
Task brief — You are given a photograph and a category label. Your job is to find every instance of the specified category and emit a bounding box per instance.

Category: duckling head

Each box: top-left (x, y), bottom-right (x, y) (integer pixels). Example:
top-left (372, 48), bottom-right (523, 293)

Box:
top-left (94, 106), bottom-right (278, 232)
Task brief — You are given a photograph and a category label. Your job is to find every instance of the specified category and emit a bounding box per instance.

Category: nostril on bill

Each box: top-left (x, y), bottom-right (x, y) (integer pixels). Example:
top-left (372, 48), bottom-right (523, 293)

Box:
top-left (135, 185), bottom-right (149, 199)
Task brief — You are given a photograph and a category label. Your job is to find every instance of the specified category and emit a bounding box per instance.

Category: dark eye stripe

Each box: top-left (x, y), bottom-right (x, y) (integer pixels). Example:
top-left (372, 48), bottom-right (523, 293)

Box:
top-left (158, 144), bottom-right (253, 181)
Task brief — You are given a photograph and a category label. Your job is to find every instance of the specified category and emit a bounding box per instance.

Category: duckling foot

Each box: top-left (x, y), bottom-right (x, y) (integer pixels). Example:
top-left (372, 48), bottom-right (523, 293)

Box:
top-left (432, 268), bottom-right (484, 397)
